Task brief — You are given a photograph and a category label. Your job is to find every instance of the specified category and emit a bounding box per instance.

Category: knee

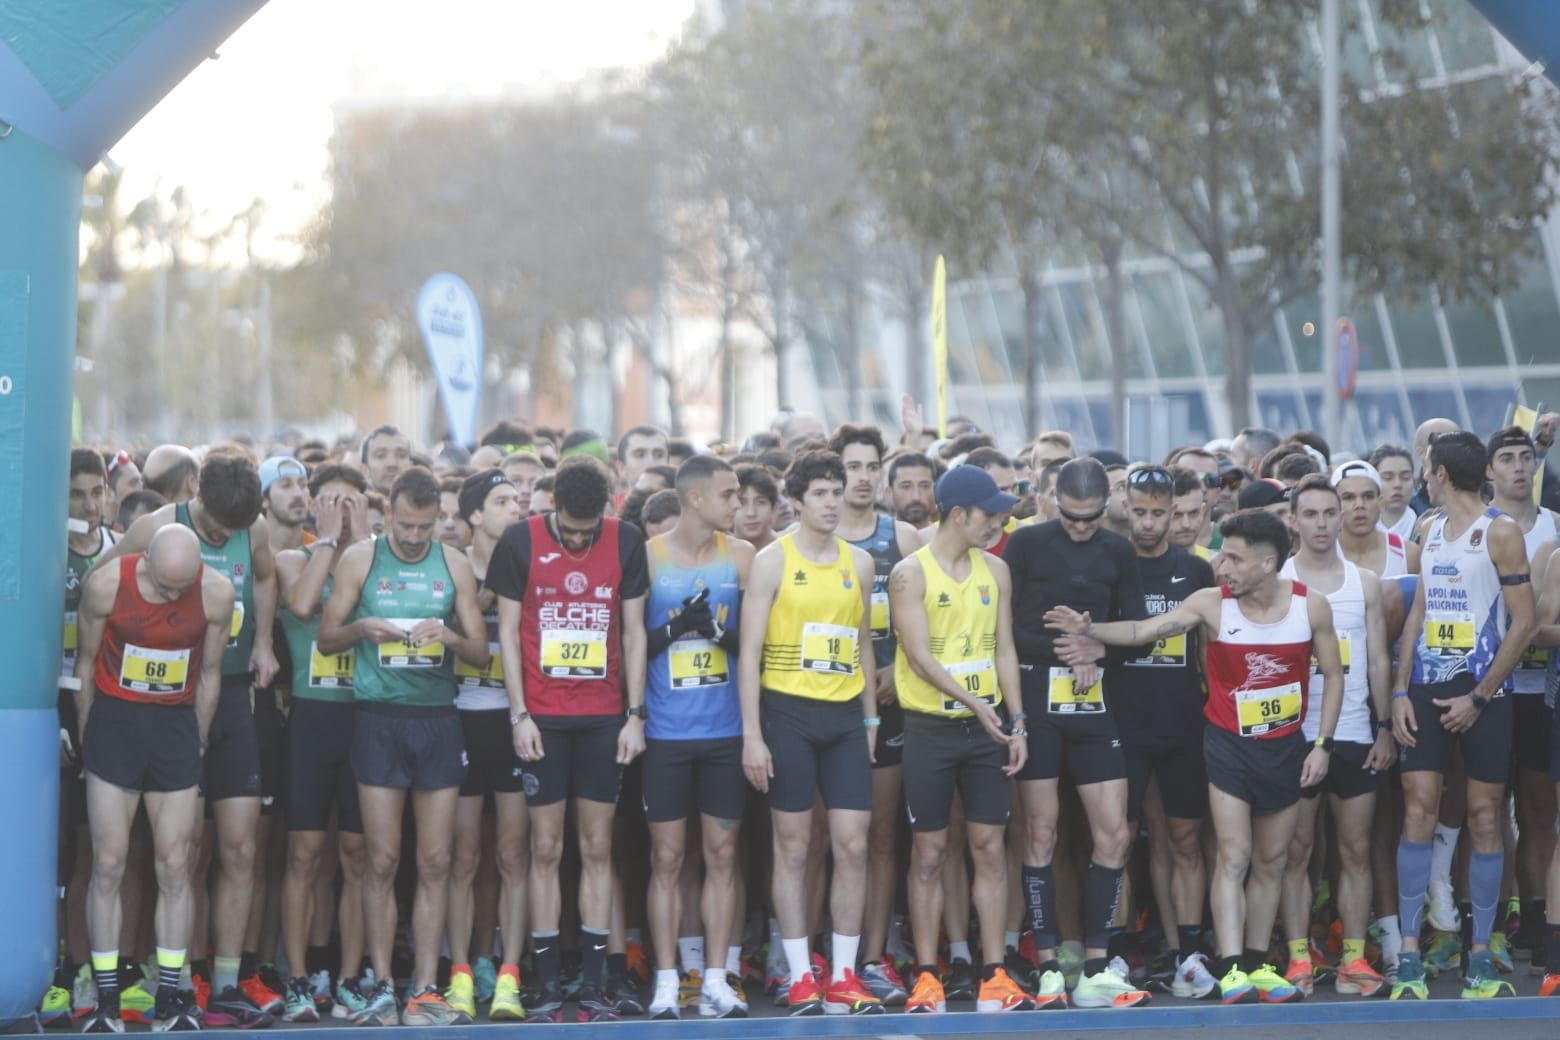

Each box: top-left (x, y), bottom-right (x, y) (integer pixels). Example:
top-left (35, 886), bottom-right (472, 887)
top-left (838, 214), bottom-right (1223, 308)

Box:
top-left (1338, 834), bottom-right (1371, 873)
top-left (417, 846), bottom-right (453, 886)
top-left (578, 829), bottom-right (612, 869)
top-left (1216, 841), bottom-right (1251, 878)
top-left (703, 838), bottom-right (738, 879)
top-left (773, 833), bottom-right (810, 874)
top-left (155, 842), bottom-right (192, 884)
top-left (450, 838), bottom-right (481, 883)
top-left (531, 831), bottom-right (563, 872)
top-left (90, 846), bottom-right (127, 889)
top-left (287, 841), bottom-right (324, 881)
top-left (495, 837), bottom-right (529, 880)
top-left (868, 811), bottom-right (896, 851)
top-left (911, 838), bottom-right (949, 883)
top-left (649, 842), bottom-right (685, 881)
top-left (1465, 803), bottom-right (1501, 848)
top-left (833, 829), bottom-right (868, 867)
top-left (1025, 817), bottom-right (1058, 862)
top-left (363, 844), bottom-right (400, 886)
top-left (1170, 830), bottom-right (1203, 867)
top-left (221, 834), bottom-right (257, 873)
top-left (338, 840), bottom-right (367, 883)
top-left (1284, 835), bottom-right (1314, 873)
top-left (1094, 820), bottom-right (1132, 866)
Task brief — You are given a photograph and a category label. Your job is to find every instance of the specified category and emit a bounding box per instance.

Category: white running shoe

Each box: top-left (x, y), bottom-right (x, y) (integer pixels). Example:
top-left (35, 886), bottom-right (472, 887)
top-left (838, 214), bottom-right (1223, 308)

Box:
top-left (1171, 951), bottom-right (1219, 999)
top-left (648, 975), bottom-right (680, 1020)
top-left (1427, 878), bottom-right (1462, 933)
top-left (699, 973), bottom-right (748, 1018)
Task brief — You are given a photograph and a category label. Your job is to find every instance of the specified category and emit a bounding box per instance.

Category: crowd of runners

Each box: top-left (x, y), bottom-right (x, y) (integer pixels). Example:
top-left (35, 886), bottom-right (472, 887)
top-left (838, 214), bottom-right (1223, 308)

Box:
top-left (44, 401), bottom-right (1560, 1030)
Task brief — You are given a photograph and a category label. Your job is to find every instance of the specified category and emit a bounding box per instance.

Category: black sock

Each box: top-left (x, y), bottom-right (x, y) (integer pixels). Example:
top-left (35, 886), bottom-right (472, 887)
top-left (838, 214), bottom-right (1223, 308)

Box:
top-left (1022, 864), bottom-right (1056, 949)
top-left (1105, 926), bottom-right (1127, 962)
top-left (1179, 925), bottom-right (1204, 958)
top-left (1546, 922), bottom-right (1560, 968)
top-left (533, 933), bottom-right (561, 988)
top-left (1084, 957), bottom-right (1108, 977)
top-left (95, 965), bottom-right (120, 1006)
top-left (980, 962), bottom-right (1000, 982)
top-left (1241, 947), bottom-right (1268, 973)
top-left (1037, 958), bottom-right (1061, 976)
top-left (581, 928), bottom-right (609, 992)
top-left (305, 946), bottom-right (329, 976)
top-left (157, 962), bottom-right (181, 997)
top-left (1213, 955), bottom-right (1238, 978)
top-left (191, 959), bottom-right (211, 982)
top-left (916, 964), bottom-right (937, 980)
top-left (607, 952), bottom-right (628, 979)
top-left (238, 952), bottom-right (257, 980)
top-left (1459, 901), bottom-right (1474, 948)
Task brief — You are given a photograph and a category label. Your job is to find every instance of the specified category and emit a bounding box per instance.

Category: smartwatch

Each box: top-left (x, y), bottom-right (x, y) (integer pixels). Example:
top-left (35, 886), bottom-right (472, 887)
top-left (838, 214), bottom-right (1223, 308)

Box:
top-left (626, 705), bottom-right (647, 720)
top-left (1313, 736), bottom-right (1335, 752)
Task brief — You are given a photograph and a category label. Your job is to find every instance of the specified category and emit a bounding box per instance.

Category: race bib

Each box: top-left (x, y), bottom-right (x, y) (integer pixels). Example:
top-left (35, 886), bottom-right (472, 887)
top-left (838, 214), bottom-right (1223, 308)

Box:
top-left (869, 590), bottom-right (890, 640)
top-left (120, 643), bottom-right (191, 695)
top-left (377, 618), bottom-right (446, 668)
top-left (668, 638), bottom-right (729, 688)
top-left (540, 628), bottom-right (607, 679)
top-left (227, 601), bottom-right (245, 647)
top-left (63, 611), bottom-right (78, 653)
top-left (1129, 633), bottom-right (1186, 667)
top-left (308, 642), bottom-right (354, 689)
top-left (1047, 666), bottom-right (1104, 714)
top-left (1235, 682), bottom-right (1302, 737)
top-left (1424, 613), bottom-right (1474, 658)
top-left (1519, 645), bottom-right (1548, 671)
top-left (455, 641), bottom-right (505, 688)
top-left (940, 658), bottom-right (998, 714)
top-left (800, 622), bottom-right (857, 675)
top-left (1310, 634), bottom-right (1352, 675)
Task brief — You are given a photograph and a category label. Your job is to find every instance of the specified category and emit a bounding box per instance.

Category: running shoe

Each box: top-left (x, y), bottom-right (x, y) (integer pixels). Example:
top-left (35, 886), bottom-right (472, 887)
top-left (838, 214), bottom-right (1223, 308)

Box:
top-left (401, 986), bottom-right (464, 1026)
top-left (726, 971), bottom-right (749, 1012)
top-left (72, 965), bottom-right (97, 1020)
top-left (472, 957), bottom-right (497, 1005)
top-left (1247, 963), bottom-right (1301, 1003)
top-left (522, 981), bottom-right (563, 1024)
top-left (281, 978), bottom-right (318, 1023)
top-left (606, 969), bottom-right (643, 1015)
top-left (1171, 952), bottom-right (1218, 999)
top-left (40, 985), bottom-right (71, 1028)
top-left (574, 984), bottom-right (620, 1023)
top-left (943, 958), bottom-right (976, 1001)
top-left (1427, 878), bottom-right (1461, 932)
top-left (770, 976), bottom-right (791, 1007)
top-left (678, 968), bottom-right (702, 1010)
top-left (905, 971), bottom-right (945, 1013)
top-left (1218, 964), bottom-right (1256, 1005)
top-left (80, 994), bottom-right (123, 1034)
top-left (1034, 968), bottom-right (1069, 1008)
top-left (1489, 932), bottom-right (1514, 974)
top-left (204, 987), bottom-right (273, 1029)
top-left (1423, 930), bottom-right (1461, 978)
top-left (648, 975), bottom-right (679, 1019)
top-left (823, 969), bottom-right (884, 1015)
top-left (442, 968), bottom-right (475, 1023)
top-left (307, 970), bottom-right (333, 1017)
top-left (1334, 957), bottom-right (1386, 997)
top-left (1071, 957), bottom-right (1150, 1008)
top-left (1389, 952), bottom-right (1428, 1000)
top-left (699, 972), bottom-right (748, 1018)
top-left (786, 973), bottom-right (824, 1016)
top-left (858, 961), bottom-right (907, 1005)
top-left (151, 989), bottom-right (202, 1032)
top-left (189, 976), bottom-right (209, 1013)
top-left (1460, 951), bottom-right (1515, 999)
top-left (1003, 950), bottom-right (1039, 992)
top-left (624, 939), bottom-right (650, 984)
top-left (238, 974), bottom-right (283, 1017)
top-left (976, 967), bottom-right (1036, 1012)
top-left (1283, 955), bottom-right (1314, 997)
top-left (1539, 972), bottom-right (1560, 997)
top-left (256, 966), bottom-right (285, 998)
top-left (489, 972), bottom-right (524, 1022)
top-left (119, 982), bottom-right (154, 1025)
top-left (1057, 946), bottom-right (1085, 988)
top-left (352, 979), bottom-right (398, 1027)
top-left (330, 976), bottom-right (368, 1021)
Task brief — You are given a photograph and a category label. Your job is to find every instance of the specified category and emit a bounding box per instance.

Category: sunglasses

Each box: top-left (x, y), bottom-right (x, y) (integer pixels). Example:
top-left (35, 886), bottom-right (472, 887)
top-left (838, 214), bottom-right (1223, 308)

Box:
top-left (1057, 503), bottom-right (1107, 523)
top-left (1201, 470), bottom-right (1242, 490)
top-left (1128, 466), bottom-right (1173, 492)
top-left (1011, 479), bottom-right (1032, 496)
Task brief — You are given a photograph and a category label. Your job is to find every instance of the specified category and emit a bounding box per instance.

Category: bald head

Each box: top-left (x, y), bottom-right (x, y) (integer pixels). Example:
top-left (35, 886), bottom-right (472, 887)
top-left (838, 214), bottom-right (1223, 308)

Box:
top-left (143, 444), bottom-right (200, 502)
top-left (146, 524), bottom-right (203, 591)
top-left (1413, 418), bottom-right (1458, 453)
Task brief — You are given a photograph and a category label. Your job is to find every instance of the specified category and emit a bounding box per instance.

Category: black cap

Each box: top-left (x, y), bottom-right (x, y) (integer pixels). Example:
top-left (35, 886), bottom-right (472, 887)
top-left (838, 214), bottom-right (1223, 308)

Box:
top-left (458, 469), bottom-right (512, 522)
top-left (1238, 478), bottom-right (1289, 510)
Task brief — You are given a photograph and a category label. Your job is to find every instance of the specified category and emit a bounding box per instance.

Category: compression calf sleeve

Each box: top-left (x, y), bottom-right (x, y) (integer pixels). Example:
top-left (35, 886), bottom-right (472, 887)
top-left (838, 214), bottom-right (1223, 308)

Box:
top-left (1469, 850), bottom-right (1503, 947)
top-left (1396, 839), bottom-right (1432, 934)
top-left (1022, 864), bottom-right (1057, 950)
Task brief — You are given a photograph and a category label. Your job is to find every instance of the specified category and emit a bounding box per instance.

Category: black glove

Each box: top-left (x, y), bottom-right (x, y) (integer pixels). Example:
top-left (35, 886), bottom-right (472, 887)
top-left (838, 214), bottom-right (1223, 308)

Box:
top-left (669, 588), bottom-right (714, 639)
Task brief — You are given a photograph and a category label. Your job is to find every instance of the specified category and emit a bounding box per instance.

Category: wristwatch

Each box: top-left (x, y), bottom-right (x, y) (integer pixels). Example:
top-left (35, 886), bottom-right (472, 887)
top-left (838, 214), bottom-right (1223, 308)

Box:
top-left (313, 537), bottom-right (338, 550)
top-left (1375, 719), bottom-right (1392, 733)
top-left (509, 711), bottom-right (529, 726)
top-left (1469, 691), bottom-right (1489, 711)
top-left (626, 705), bottom-right (647, 719)
top-left (1313, 736), bottom-right (1335, 752)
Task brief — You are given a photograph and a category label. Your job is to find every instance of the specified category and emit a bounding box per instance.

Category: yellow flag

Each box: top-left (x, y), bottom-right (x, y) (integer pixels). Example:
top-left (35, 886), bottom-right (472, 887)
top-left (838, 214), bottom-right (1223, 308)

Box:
top-left (1513, 404), bottom-right (1543, 504)
top-left (932, 255), bottom-right (947, 437)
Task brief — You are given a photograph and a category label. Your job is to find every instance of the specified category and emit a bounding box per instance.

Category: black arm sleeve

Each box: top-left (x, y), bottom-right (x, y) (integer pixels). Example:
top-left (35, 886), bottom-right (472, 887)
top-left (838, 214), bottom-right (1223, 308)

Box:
top-left (645, 623), bottom-right (676, 659)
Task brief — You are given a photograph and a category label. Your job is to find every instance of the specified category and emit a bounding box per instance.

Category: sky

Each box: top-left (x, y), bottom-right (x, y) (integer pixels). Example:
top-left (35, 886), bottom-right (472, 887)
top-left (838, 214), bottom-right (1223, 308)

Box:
top-left (109, 0), bottom-right (697, 261)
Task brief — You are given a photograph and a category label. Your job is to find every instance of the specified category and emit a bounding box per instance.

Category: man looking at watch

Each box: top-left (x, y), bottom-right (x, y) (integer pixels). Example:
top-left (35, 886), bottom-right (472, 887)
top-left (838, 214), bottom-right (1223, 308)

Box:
top-left (487, 455), bottom-right (649, 1023)
top-left (1045, 508), bottom-right (1343, 1006)
top-left (1277, 474), bottom-right (1395, 997)
top-left (1389, 431), bottom-right (1535, 1000)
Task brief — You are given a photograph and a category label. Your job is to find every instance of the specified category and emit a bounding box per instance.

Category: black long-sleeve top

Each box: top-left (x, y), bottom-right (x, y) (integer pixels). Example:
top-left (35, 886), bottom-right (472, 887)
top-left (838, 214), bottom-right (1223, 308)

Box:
top-left (1002, 519), bottom-right (1149, 666)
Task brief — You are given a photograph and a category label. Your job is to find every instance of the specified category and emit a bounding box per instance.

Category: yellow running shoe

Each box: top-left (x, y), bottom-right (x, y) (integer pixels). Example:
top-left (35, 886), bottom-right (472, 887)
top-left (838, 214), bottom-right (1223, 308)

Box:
top-left (39, 984), bottom-right (71, 1028)
top-left (443, 968), bottom-right (476, 1023)
top-left (489, 971), bottom-right (524, 1021)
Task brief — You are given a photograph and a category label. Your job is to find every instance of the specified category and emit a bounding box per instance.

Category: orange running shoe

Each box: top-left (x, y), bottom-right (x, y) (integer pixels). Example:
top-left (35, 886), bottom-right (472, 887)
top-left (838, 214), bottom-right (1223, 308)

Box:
top-left (240, 972), bottom-right (284, 1015)
top-left (906, 970), bottom-right (946, 1014)
top-left (786, 973), bottom-right (824, 1016)
top-left (823, 969), bottom-right (884, 1015)
top-left (976, 967), bottom-right (1036, 1012)
top-left (191, 974), bottom-right (210, 1012)
top-left (624, 940), bottom-right (650, 984)
top-left (1283, 956), bottom-right (1315, 997)
top-left (1334, 957), bottom-right (1385, 997)
top-left (1538, 973), bottom-right (1560, 997)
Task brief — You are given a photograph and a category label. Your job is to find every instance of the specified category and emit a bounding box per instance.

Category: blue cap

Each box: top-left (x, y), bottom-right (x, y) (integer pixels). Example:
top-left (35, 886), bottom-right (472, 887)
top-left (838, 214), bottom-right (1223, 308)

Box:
top-left (258, 455), bottom-right (306, 494)
top-left (936, 465), bottom-right (1019, 516)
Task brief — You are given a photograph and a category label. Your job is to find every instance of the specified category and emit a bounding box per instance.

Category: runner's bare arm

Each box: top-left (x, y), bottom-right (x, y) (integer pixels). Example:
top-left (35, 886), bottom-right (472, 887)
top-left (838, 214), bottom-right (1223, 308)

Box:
top-left (1044, 586), bottom-right (1220, 646)
top-left (1473, 516), bottom-right (1535, 699)
top-left (71, 565), bottom-right (119, 737)
top-left (442, 547), bottom-right (493, 669)
top-left (197, 573), bottom-right (237, 744)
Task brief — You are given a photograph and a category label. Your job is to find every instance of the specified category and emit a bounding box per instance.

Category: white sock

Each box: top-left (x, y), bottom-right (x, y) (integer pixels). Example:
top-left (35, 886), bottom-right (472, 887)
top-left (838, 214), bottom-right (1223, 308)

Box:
top-left (1430, 824), bottom-right (1460, 883)
top-left (783, 938), bottom-right (811, 987)
top-left (655, 968), bottom-right (677, 990)
top-left (726, 946), bottom-right (742, 975)
top-left (1375, 915), bottom-right (1403, 966)
top-left (1004, 931), bottom-right (1022, 953)
top-left (831, 933), bottom-right (860, 982)
top-left (948, 940), bottom-right (972, 964)
top-left (677, 937), bottom-right (704, 975)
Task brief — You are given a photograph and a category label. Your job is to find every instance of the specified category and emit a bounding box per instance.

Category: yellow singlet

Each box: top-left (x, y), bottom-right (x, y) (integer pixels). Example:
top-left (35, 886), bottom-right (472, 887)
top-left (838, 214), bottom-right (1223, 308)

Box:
top-left (894, 546), bottom-right (1001, 717)
top-left (760, 534), bottom-right (865, 702)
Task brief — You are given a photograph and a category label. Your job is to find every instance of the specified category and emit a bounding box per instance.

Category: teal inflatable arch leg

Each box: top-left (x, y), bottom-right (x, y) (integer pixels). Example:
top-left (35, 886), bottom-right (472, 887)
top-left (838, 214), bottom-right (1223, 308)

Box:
top-left (0, 126), bottom-right (85, 1027)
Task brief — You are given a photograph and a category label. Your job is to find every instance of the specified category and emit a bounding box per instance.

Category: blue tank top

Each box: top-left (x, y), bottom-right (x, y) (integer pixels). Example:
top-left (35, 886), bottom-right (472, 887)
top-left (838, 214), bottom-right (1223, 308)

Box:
top-left (645, 533), bottom-right (742, 740)
top-left (846, 514), bottom-right (901, 668)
